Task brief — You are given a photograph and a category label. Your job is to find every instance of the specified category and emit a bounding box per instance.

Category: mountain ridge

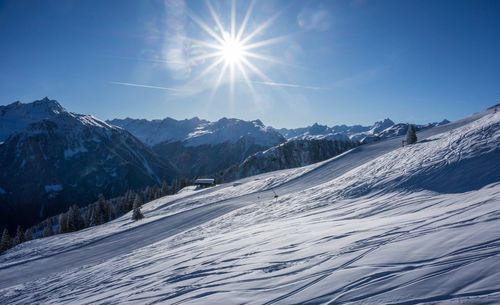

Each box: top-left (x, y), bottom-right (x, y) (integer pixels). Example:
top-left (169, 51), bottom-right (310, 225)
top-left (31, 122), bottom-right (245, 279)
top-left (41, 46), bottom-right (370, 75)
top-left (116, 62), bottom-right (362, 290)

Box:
top-left (0, 106), bottom-right (498, 304)
top-left (0, 98), bottom-right (179, 231)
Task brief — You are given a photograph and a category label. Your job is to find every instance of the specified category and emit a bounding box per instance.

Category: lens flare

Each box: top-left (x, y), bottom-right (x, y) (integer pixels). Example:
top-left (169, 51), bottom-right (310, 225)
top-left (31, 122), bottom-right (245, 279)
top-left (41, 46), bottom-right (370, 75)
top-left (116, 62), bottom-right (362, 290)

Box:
top-left (187, 1), bottom-right (285, 100)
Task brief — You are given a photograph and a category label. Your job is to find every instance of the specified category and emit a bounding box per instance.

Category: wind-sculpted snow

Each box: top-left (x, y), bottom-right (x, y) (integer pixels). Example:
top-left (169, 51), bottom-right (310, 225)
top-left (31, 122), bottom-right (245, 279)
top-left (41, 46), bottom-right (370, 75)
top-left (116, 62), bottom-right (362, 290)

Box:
top-left (0, 110), bottom-right (499, 304)
top-left (2, 187), bottom-right (499, 304)
top-left (288, 111), bottom-right (500, 209)
top-left (0, 164), bottom-right (320, 267)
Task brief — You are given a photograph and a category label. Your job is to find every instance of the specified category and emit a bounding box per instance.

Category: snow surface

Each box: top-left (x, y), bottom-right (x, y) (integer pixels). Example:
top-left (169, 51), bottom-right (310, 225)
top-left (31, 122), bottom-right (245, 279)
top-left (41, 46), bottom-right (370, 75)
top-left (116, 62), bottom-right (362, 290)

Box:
top-left (0, 109), bottom-right (499, 304)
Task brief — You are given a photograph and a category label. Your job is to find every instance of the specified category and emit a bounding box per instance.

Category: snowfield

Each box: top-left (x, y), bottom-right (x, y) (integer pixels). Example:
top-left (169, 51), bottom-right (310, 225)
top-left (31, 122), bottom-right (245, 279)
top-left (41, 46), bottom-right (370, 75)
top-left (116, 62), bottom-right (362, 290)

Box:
top-left (0, 110), bottom-right (499, 304)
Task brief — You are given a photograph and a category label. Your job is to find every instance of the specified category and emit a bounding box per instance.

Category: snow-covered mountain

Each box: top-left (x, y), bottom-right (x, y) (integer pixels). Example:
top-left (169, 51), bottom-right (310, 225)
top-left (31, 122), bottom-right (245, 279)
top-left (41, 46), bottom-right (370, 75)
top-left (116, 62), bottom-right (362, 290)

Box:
top-left (0, 98), bottom-right (178, 231)
top-left (1, 107), bottom-right (498, 304)
top-left (226, 117), bottom-right (452, 182)
top-left (0, 98), bottom-right (65, 142)
top-left (107, 117), bottom-right (207, 146)
top-left (222, 133), bottom-right (357, 181)
top-left (108, 117), bottom-right (284, 147)
top-left (110, 117), bottom-right (286, 178)
top-left (110, 115), bottom-right (449, 179)
top-left (279, 118), bottom-right (449, 144)
top-left (367, 118), bottom-right (395, 134)
top-left (278, 122), bottom-right (367, 139)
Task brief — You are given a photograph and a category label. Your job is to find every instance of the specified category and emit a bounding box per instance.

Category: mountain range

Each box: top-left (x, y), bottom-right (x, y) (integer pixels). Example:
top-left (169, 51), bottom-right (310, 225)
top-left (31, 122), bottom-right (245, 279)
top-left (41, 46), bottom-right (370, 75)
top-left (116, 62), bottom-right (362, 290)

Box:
top-left (109, 117), bottom-right (286, 178)
top-left (0, 98), bottom-right (448, 231)
top-left (1, 104), bottom-right (498, 304)
top-left (0, 98), bottom-right (177, 230)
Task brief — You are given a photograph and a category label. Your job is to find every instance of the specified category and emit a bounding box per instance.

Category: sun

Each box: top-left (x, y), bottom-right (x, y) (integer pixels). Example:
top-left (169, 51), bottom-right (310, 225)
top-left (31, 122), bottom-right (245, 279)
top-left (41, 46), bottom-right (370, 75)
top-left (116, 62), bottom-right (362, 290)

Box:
top-left (219, 32), bottom-right (245, 64)
top-left (187, 1), bottom-right (284, 99)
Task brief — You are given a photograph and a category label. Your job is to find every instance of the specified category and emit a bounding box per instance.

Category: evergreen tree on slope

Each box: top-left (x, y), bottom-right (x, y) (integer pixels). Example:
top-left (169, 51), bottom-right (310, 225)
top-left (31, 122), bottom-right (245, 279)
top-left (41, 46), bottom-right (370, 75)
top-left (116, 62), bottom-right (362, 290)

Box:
top-left (132, 194), bottom-right (144, 221)
top-left (0, 229), bottom-right (12, 253)
top-left (406, 124), bottom-right (418, 145)
top-left (43, 219), bottom-right (54, 237)
top-left (14, 226), bottom-right (24, 245)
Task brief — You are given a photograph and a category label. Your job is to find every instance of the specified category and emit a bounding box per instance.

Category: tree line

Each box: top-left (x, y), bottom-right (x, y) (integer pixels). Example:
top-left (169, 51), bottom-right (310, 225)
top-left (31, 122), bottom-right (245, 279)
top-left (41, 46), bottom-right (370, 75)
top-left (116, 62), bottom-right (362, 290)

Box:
top-left (1, 177), bottom-right (192, 254)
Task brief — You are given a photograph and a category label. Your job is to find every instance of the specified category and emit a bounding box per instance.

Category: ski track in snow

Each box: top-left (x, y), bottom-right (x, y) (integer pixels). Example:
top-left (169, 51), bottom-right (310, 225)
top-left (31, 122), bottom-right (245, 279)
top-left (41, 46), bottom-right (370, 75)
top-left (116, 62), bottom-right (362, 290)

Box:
top-left (0, 110), bottom-right (499, 304)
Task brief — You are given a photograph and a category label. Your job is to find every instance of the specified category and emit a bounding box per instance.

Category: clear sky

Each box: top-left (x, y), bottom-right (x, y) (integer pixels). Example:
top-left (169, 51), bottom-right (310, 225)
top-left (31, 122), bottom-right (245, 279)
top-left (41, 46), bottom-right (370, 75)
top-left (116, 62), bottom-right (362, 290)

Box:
top-left (0, 0), bottom-right (499, 128)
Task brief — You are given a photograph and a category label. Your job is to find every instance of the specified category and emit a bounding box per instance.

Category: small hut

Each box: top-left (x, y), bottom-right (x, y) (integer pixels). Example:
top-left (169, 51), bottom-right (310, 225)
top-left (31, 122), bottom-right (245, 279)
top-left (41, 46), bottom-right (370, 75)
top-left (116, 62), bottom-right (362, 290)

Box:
top-left (194, 178), bottom-right (215, 188)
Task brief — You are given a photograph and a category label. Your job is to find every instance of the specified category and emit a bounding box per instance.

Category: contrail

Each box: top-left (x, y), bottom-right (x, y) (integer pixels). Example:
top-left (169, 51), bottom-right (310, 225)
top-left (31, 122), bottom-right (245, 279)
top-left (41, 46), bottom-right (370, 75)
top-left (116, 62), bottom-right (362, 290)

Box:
top-left (103, 55), bottom-right (184, 65)
top-left (108, 81), bottom-right (185, 92)
top-left (252, 81), bottom-right (328, 90)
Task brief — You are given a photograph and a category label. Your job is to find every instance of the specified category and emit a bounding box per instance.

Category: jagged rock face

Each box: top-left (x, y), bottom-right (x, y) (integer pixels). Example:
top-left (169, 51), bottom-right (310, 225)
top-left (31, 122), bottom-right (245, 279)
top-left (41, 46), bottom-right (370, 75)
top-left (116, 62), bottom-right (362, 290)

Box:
top-left (368, 118), bottom-right (395, 134)
top-left (0, 99), bottom-right (178, 231)
top-left (377, 123), bottom-right (409, 139)
top-left (109, 117), bottom-right (285, 147)
top-left (107, 117), bottom-right (207, 146)
top-left (111, 116), bottom-right (286, 178)
top-left (0, 97), bottom-right (64, 141)
top-left (278, 118), bottom-right (449, 143)
top-left (222, 138), bottom-right (358, 181)
top-left (278, 123), bottom-right (371, 140)
top-left (153, 136), bottom-right (275, 178)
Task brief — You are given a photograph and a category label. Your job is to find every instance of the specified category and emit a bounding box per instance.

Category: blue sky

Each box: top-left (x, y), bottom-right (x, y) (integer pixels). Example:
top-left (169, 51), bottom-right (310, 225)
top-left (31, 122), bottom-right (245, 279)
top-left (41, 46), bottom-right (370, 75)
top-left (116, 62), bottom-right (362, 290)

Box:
top-left (0, 0), bottom-right (499, 128)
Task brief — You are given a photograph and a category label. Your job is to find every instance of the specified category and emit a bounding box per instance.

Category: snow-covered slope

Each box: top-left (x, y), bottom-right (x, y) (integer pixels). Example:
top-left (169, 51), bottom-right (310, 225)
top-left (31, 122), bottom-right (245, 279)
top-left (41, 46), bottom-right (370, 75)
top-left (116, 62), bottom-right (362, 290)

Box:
top-left (0, 108), bottom-right (498, 304)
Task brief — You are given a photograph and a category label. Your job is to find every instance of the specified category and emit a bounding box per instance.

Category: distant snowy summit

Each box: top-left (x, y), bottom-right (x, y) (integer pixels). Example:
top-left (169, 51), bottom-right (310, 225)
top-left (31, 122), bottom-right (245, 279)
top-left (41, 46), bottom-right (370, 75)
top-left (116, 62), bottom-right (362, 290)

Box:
top-left (279, 117), bottom-right (449, 144)
top-left (0, 98), bottom-right (177, 232)
top-left (108, 117), bottom-right (285, 147)
top-left (0, 97), bottom-right (66, 141)
top-left (89, 103), bottom-right (451, 181)
top-left (109, 116), bottom-right (287, 178)
top-left (0, 97), bottom-right (121, 142)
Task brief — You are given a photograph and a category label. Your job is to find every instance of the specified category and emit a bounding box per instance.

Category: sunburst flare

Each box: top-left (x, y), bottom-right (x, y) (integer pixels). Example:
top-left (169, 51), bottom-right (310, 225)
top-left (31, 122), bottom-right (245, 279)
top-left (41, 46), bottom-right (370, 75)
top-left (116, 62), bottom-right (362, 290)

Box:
top-left (187, 0), bottom-right (284, 100)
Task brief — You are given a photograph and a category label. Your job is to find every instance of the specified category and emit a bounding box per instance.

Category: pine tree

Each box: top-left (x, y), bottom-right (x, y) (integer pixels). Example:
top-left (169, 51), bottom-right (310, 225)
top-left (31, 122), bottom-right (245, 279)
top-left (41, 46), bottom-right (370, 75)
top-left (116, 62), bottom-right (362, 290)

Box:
top-left (180, 178), bottom-right (189, 189)
top-left (24, 228), bottom-right (33, 242)
top-left (133, 193), bottom-right (143, 207)
top-left (161, 180), bottom-right (170, 196)
top-left (116, 197), bottom-right (126, 216)
top-left (59, 212), bottom-right (69, 233)
top-left (406, 124), bottom-right (418, 145)
top-left (124, 190), bottom-right (135, 212)
top-left (97, 194), bottom-right (110, 224)
top-left (144, 186), bottom-right (152, 202)
top-left (0, 229), bottom-right (12, 253)
top-left (89, 205), bottom-right (99, 227)
top-left (67, 205), bottom-right (84, 232)
top-left (152, 185), bottom-right (161, 199)
top-left (172, 178), bottom-right (180, 193)
top-left (14, 225), bottom-right (24, 245)
top-left (131, 201), bottom-right (144, 221)
top-left (90, 194), bottom-right (110, 226)
top-left (108, 203), bottom-right (117, 221)
top-left (43, 219), bottom-right (54, 237)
